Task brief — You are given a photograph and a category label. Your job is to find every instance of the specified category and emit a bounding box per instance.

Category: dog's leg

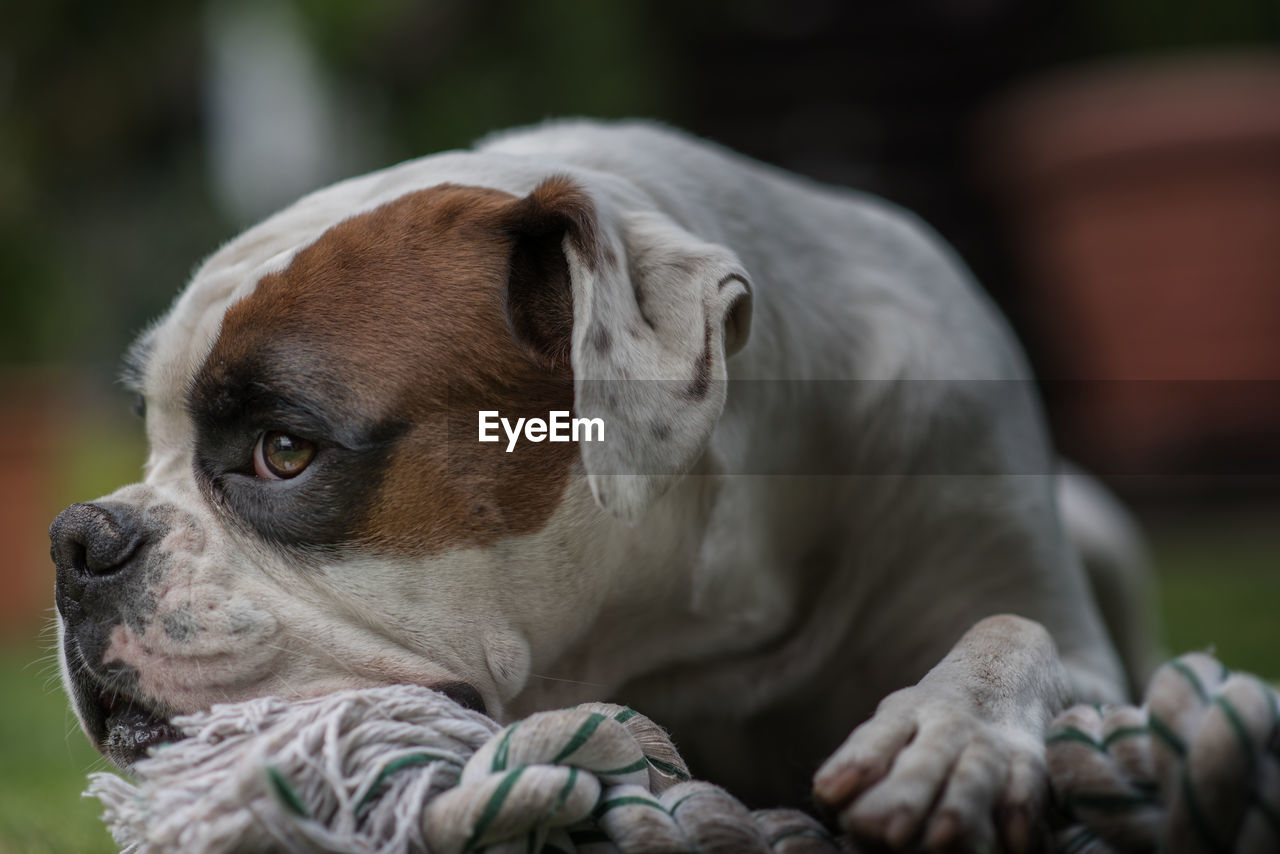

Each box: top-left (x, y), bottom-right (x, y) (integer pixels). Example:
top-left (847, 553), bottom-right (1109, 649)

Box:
top-left (813, 614), bottom-right (1076, 852)
top-left (1057, 464), bottom-right (1159, 697)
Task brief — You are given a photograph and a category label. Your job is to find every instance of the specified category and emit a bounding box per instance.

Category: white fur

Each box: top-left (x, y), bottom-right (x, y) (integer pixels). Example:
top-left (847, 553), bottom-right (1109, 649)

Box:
top-left (64, 120), bottom-right (1141, 847)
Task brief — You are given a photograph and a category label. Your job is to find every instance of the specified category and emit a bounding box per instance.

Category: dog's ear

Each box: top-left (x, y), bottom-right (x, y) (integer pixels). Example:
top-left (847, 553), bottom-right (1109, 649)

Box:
top-left (501, 176), bottom-right (752, 522)
top-left (500, 176), bottom-right (596, 370)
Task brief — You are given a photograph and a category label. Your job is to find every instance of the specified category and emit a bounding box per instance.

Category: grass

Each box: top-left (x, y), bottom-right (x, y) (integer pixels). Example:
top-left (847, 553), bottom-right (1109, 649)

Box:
top-left (0, 642), bottom-right (116, 854)
top-left (1149, 515), bottom-right (1280, 682)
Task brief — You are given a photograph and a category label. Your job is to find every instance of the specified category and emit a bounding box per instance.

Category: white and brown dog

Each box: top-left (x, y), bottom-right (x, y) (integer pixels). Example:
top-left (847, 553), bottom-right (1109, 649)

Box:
top-left (52, 120), bottom-right (1150, 850)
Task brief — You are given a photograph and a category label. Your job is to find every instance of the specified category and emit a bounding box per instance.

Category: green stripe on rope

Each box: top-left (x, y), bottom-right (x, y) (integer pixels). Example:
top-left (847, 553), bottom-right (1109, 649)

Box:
top-left (265, 766), bottom-right (308, 818)
top-left (1047, 724), bottom-right (1152, 752)
top-left (1258, 677), bottom-right (1280, 727)
top-left (356, 751), bottom-right (460, 811)
top-left (1148, 713), bottom-right (1187, 757)
top-left (646, 756), bottom-right (692, 781)
top-left (1179, 768), bottom-right (1232, 854)
top-left (1059, 826), bottom-right (1100, 854)
top-left (491, 722), bottom-right (520, 772)
top-left (1212, 694), bottom-right (1256, 765)
top-left (596, 757), bottom-right (650, 776)
top-left (550, 766), bottom-right (579, 815)
top-left (1170, 660), bottom-right (1210, 704)
top-left (1046, 727), bottom-right (1104, 752)
top-left (1066, 790), bottom-right (1161, 814)
top-left (552, 713), bottom-right (606, 763)
top-left (593, 795), bottom-right (668, 819)
top-left (613, 708), bottom-right (639, 723)
top-left (1101, 725), bottom-right (1150, 750)
top-left (669, 789), bottom-right (720, 815)
top-left (463, 765), bottom-right (526, 853)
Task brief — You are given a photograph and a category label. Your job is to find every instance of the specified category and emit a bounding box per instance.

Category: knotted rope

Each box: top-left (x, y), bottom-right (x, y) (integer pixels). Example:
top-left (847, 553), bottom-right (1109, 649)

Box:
top-left (88, 653), bottom-right (1278, 853)
top-left (88, 688), bottom-right (843, 853)
top-left (1047, 653), bottom-right (1280, 853)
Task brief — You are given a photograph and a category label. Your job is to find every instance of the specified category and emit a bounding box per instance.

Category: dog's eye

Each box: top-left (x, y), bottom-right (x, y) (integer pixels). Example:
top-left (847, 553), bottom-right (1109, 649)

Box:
top-left (253, 431), bottom-right (316, 479)
top-left (130, 393), bottom-right (146, 418)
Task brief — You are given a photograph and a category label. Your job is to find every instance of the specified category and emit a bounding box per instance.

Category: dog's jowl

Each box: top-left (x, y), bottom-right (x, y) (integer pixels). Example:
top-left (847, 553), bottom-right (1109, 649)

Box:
top-left (52, 120), bottom-right (1150, 850)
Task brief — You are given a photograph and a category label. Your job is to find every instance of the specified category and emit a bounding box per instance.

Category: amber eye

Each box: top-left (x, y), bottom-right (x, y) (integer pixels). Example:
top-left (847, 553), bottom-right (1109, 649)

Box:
top-left (253, 431), bottom-right (316, 480)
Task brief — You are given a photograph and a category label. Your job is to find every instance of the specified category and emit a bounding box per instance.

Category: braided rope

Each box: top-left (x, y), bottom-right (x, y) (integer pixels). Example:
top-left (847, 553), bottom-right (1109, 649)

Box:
top-left (88, 653), bottom-right (1278, 853)
top-left (1047, 653), bottom-right (1280, 853)
top-left (88, 689), bottom-right (843, 853)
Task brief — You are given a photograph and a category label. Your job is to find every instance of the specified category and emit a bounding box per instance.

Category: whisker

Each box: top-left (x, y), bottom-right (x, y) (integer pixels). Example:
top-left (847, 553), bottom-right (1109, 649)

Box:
top-left (527, 672), bottom-right (606, 688)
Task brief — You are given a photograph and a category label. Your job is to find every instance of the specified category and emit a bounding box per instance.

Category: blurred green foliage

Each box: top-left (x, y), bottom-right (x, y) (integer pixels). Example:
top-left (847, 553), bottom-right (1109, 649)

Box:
top-left (2, 0), bottom-right (1276, 367)
top-left (305, 0), bottom-right (663, 153)
top-left (0, 0), bottom-right (664, 367)
top-left (2, 2), bottom-right (216, 365)
top-left (1077, 0), bottom-right (1280, 55)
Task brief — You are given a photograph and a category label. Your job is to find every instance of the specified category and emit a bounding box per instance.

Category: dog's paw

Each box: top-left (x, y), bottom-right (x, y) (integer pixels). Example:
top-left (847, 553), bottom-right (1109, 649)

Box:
top-left (814, 686), bottom-right (1047, 852)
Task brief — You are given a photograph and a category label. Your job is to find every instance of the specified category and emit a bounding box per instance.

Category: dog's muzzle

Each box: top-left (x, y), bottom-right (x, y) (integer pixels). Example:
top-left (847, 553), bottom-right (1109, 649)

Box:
top-left (51, 501), bottom-right (181, 766)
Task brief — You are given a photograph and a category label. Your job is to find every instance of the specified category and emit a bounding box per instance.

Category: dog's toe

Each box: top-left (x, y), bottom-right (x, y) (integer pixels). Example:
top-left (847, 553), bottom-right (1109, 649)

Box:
top-left (815, 689), bottom-right (1050, 852)
top-left (923, 736), bottom-right (1005, 850)
top-left (996, 743), bottom-right (1048, 853)
top-left (814, 701), bottom-right (916, 805)
top-left (842, 730), bottom-right (967, 845)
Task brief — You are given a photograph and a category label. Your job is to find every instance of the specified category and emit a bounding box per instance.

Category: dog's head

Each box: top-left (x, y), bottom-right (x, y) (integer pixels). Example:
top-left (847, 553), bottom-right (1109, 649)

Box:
top-left (51, 169), bottom-right (751, 767)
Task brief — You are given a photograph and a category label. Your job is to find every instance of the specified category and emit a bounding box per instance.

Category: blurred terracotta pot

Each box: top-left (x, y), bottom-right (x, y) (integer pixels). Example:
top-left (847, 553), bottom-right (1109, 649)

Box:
top-left (0, 371), bottom-right (63, 637)
top-left (983, 54), bottom-right (1280, 476)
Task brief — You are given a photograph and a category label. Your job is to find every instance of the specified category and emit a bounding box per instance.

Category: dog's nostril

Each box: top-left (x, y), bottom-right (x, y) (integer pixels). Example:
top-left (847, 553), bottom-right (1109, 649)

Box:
top-left (67, 540), bottom-right (88, 576)
top-left (434, 681), bottom-right (487, 715)
top-left (50, 502), bottom-right (144, 579)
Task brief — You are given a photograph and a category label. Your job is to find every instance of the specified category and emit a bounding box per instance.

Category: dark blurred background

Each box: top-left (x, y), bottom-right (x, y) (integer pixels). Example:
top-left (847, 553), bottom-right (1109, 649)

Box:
top-left (1, 2), bottom-right (1277, 849)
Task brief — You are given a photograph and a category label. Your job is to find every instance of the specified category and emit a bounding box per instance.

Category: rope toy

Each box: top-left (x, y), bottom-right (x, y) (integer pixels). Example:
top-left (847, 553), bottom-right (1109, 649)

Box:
top-left (1047, 653), bottom-right (1280, 853)
top-left (88, 653), bottom-right (1278, 853)
top-left (88, 688), bottom-right (842, 853)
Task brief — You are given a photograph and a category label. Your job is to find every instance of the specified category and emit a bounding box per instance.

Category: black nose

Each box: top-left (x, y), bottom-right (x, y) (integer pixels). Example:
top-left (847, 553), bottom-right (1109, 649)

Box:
top-left (50, 502), bottom-right (144, 598)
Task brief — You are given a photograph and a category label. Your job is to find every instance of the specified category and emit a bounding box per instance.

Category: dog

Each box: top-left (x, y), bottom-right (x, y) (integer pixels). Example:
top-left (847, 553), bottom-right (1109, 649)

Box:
top-left (52, 120), bottom-right (1151, 850)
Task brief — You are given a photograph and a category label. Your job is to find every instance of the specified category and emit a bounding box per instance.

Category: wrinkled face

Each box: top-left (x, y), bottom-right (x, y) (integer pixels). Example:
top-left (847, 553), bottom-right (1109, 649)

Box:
top-left (53, 156), bottom-right (752, 768)
top-left (51, 182), bottom-right (604, 767)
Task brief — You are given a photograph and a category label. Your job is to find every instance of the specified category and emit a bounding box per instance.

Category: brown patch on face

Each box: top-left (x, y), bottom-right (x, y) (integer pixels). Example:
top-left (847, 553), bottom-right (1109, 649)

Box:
top-left (192, 181), bottom-right (602, 555)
